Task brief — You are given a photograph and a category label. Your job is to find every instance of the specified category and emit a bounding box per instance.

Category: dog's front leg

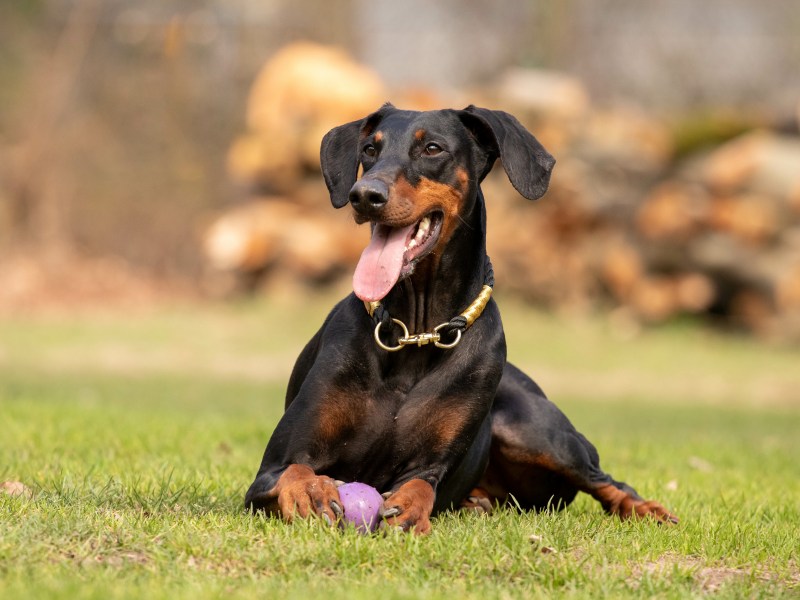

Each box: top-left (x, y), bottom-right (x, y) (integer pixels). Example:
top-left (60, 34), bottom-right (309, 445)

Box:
top-left (273, 464), bottom-right (343, 525)
top-left (247, 464), bottom-right (343, 526)
top-left (375, 351), bottom-right (504, 534)
top-left (379, 479), bottom-right (436, 535)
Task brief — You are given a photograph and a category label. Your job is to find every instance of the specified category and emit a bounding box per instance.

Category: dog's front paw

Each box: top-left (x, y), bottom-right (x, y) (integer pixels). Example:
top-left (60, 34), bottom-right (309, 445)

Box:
top-left (275, 464), bottom-right (343, 525)
top-left (379, 479), bottom-right (435, 535)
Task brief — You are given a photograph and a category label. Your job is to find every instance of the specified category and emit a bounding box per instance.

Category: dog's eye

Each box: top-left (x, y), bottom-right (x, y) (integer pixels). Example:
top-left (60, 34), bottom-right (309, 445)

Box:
top-left (424, 143), bottom-right (443, 156)
top-left (363, 144), bottom-right (377, 158)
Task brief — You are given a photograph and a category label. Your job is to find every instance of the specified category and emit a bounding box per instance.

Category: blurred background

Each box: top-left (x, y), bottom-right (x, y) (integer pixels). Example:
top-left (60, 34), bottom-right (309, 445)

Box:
top-left (2, 0), bottom-right (800, 341)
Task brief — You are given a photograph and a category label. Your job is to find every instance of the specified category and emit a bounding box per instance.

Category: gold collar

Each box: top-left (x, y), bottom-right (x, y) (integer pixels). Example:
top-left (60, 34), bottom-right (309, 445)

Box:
top-left (364, 285), bottom-right (493, 351)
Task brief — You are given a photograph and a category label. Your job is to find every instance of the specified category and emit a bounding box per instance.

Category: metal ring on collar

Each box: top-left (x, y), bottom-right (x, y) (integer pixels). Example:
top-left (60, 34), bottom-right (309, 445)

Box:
top-left (433, 323), bottom-right (462, 349)
top-left (374, 318), bottom-right (409, 352)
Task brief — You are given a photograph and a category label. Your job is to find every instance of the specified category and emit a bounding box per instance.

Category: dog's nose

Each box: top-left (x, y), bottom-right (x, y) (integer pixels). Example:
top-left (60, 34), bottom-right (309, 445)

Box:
top-left (349, 179), bottom-right (389, 215)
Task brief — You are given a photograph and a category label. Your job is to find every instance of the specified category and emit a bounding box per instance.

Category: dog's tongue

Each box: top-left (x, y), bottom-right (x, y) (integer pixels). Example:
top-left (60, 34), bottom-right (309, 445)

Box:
top-left (353, 223), bottom-right (415, 302)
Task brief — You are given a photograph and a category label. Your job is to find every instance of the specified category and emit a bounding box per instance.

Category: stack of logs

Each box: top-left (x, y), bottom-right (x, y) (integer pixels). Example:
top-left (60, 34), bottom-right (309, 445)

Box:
top-left (482, 68), bottom-right (800, 341)
top-left (205, 44), bottom-right (800, 340)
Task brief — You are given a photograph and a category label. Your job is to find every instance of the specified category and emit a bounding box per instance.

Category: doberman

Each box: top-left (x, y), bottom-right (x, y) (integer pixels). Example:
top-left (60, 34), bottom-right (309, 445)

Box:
top-left (245, 104), bottom-right (678, 534)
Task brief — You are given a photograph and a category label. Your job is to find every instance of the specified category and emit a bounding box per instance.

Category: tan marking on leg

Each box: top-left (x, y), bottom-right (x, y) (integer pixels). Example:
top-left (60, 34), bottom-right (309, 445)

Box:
top-left (271, 464), bottom-right (341, 525)
top-left (593, 484), bottom-right (678, 524)
top-left (381, 479), bottom-right (435, 535)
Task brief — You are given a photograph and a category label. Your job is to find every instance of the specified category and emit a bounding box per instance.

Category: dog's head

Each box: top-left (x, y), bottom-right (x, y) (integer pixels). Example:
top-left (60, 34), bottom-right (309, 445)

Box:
top-left (320, 104), bottom-right (555, 302)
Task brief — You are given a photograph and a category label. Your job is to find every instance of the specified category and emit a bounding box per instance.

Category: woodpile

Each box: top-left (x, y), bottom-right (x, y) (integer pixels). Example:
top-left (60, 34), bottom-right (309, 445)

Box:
top-left (207, 47), bottom-right (800, 340)
top-left (483, 120), bottom-right (800, 339)
top-left (202, 195), bottom-right (368, 294)
top-left (227, 42), bottom-right (388, 191)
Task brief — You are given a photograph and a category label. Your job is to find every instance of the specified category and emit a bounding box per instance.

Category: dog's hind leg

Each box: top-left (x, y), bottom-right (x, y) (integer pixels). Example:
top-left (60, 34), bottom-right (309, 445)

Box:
top-left (476, 363), bottom-right (678, 523)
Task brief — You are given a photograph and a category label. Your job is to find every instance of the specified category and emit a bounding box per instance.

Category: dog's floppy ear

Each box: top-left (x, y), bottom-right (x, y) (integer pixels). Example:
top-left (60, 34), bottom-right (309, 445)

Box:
top-left (320, 103), bottom-right (396, 208)
top-left (458, 105), bottom-right (555, 200)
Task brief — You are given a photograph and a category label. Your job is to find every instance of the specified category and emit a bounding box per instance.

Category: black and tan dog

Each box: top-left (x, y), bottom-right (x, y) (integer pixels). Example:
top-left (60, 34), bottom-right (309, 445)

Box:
top-left (245, 104), bottom-right (677, 534)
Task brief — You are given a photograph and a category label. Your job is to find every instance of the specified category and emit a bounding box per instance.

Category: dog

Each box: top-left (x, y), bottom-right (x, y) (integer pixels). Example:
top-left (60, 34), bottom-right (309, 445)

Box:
top-left (245, 104), bottom-right (678, 534)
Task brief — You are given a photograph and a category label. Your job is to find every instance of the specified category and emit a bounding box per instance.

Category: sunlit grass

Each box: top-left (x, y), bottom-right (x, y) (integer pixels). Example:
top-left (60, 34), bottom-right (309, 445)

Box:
top-left (1, 296), bottom-right (798, 598)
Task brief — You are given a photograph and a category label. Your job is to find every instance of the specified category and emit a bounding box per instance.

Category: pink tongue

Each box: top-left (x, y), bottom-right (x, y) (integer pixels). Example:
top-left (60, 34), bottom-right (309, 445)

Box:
top-left (353, 223), bottom-right (415, 302)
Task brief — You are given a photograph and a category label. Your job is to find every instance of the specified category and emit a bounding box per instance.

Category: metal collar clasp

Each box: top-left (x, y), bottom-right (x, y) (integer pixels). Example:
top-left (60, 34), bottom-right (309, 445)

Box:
top-left (367, 284), bottom-right (491, 352)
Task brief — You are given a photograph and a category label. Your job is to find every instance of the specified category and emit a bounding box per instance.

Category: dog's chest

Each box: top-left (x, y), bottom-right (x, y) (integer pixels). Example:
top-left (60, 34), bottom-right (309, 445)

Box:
top-left (314, 384), bottom-right (435, 487)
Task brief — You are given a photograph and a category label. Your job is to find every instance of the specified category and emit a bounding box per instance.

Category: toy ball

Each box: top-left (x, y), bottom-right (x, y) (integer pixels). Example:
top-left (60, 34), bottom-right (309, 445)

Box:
top-left (337, 482), bottom-right (383, 533)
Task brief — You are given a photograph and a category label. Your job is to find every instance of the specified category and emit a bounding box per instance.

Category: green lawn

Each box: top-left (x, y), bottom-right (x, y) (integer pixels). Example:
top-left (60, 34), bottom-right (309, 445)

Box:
top-left (1, 295), bottom-right (798, 598)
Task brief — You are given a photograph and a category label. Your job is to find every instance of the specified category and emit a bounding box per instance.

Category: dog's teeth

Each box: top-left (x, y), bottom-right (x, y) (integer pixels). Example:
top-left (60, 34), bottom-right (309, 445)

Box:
top-left (414, 217), bottom-right (431, 244)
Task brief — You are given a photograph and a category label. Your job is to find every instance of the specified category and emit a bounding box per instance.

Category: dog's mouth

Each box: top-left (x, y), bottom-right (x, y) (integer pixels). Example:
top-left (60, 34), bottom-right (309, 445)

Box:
top-left (353, 211), bottom-right (443, 302)
top-left (403, 211), bottom-right (443, 267)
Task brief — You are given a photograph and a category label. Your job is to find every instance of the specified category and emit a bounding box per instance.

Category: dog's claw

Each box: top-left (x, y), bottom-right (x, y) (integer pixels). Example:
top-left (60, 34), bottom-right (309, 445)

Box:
top-left (381, 491), bottom-right (393, 499)
top-left (380, 506), bottom-right (401, 518)
top-left (321, 512), bottom-right (332, 526)
top-left (330, 500), bottom-right (343, 517)
top-left (334, 480), bottom-right (345, 487)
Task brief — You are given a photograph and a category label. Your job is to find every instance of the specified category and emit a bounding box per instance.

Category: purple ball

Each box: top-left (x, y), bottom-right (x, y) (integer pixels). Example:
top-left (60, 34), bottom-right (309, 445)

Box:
top-left (338, 482), bottom-right (383, 533)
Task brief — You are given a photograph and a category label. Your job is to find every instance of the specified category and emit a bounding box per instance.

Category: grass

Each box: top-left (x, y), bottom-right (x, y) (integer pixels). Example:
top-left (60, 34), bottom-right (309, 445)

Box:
top-left (1, 294), bottom-right (798, 598)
